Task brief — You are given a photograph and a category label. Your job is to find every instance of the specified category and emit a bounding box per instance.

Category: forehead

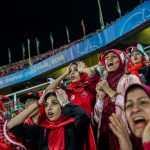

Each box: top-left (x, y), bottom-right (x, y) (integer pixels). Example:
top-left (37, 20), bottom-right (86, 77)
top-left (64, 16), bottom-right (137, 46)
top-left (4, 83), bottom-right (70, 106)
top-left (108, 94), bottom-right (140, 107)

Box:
top-left (126, 88), bottom-right (149, 101)
top-left (45, 95), bottom-right (57, 102)
top-left (105, 52), bottom-right (118, 57)
top-left (70, 64), bottom-right (77, 69)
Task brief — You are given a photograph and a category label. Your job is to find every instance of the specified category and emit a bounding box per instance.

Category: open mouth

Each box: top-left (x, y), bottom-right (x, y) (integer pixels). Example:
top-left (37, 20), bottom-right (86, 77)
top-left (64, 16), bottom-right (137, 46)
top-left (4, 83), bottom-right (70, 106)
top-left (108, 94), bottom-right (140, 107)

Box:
top-left (107, 62), bottom-right (114, 67)
top-left (133, 116), bottom-right (146, 128)
top-left (48, 112), bottom-right (53, 118)
top-left (71, 76), bottom-right (76, 80)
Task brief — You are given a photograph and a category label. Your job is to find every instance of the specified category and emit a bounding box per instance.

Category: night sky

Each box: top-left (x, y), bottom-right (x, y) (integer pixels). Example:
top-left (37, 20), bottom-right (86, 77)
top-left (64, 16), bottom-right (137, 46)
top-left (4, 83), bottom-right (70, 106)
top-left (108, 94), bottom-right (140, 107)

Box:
top-left (0, 0), bottom-right (141, 66)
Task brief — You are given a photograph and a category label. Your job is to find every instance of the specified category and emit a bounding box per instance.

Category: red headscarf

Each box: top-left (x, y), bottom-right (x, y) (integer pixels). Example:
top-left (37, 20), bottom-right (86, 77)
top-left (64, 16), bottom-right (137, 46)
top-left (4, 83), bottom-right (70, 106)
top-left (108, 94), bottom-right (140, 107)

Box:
top-left (0, 101), bottom-right (4, 111)
top-left (38, 104), bottom-right (75, 150)
top-left (67, 72), bottom-right (88, 93)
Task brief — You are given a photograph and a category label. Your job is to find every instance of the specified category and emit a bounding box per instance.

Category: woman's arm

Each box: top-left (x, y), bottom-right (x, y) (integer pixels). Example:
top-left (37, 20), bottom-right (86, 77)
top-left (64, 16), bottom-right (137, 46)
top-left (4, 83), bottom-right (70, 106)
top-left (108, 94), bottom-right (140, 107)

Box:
top-left (46, 64), bottom-right (71, 91)
top-left (7, 93), bottom-right (45, 129)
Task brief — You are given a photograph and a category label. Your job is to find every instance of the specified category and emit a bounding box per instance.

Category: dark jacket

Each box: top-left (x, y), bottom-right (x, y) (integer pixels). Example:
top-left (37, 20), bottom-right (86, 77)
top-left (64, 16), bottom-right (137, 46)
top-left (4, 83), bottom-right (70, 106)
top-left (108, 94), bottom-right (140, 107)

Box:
top-left (9, 104), bottom-right (90, 150)
top-left (139, 66), bottom-right (150, 86)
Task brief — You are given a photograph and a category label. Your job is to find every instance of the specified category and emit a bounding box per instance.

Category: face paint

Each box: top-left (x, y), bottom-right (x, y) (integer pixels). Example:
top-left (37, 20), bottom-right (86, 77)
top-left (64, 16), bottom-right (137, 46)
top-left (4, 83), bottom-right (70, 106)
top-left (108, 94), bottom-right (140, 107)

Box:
top-left (114, 60), bottom-right (120, 64)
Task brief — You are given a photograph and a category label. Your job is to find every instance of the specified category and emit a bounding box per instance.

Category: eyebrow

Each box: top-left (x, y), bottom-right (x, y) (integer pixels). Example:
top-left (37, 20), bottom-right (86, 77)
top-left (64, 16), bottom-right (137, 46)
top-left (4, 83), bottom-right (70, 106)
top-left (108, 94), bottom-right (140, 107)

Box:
top-left (126, 96), bottom-right (149, 102)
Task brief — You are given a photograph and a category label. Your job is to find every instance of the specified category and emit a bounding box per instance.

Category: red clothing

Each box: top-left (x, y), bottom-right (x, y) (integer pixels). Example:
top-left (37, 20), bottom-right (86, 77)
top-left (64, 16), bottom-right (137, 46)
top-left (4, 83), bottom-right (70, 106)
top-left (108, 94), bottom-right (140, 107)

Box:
top-left (24, 118), bottom-right (34, 125)
top-left (143, 141), bottom-right (150, 150)
top-left (66, 74), bottom-right (99, 116)
top-left (0, 111), bottom-right (25, 150)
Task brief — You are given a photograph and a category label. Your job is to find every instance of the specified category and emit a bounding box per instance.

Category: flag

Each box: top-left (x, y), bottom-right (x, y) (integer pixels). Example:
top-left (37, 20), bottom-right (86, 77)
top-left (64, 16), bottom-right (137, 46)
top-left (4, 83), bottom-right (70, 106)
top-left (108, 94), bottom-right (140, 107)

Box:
top-left (36, 37), bottom-right (40, 55)
top-left (66, 26), bottom-right (70, 43)
top-left (22, 43), bottom-right (26, 60)
top-left (27, 39), bottom-right (32, 66)
top-left (8, 48), bottom-right (11, 63)
top-left (50, 32), bottom-right (54, 50)
top-left (116, 0), bottom-right (121, 17)
top-left (97, 0), bottom-right (105, 29)
top-left (81, 19), bottom-right (86, 37)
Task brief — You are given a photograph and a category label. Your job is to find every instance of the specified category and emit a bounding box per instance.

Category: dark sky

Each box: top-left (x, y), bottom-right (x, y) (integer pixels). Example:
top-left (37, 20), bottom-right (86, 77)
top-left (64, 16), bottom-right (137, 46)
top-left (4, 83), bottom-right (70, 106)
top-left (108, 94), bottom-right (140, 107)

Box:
top-left (0, 0), bottom-right (141, 66)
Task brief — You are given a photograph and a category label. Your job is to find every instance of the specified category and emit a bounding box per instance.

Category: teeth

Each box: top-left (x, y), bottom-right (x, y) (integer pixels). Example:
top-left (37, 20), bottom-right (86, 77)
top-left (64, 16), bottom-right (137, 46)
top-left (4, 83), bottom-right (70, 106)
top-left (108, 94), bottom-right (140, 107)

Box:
top-left (108, 62), bottom-right (113, 67)
top-left (133, 116), bottom-right (145, 122)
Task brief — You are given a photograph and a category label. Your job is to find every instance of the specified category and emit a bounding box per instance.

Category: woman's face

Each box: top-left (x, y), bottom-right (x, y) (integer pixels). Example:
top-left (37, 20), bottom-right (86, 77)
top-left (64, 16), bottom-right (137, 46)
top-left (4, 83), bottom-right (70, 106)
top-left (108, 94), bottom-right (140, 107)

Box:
top-left (69, 64), bottom-right (81, 83)
top-left (45, 95), bottom-right (61, 122)
top-left (125, 88), bottom-right (150, 137)
top-left (105, 52), bottom-right (120, 72)
top-left (131, 51), bottom-right (142, 64)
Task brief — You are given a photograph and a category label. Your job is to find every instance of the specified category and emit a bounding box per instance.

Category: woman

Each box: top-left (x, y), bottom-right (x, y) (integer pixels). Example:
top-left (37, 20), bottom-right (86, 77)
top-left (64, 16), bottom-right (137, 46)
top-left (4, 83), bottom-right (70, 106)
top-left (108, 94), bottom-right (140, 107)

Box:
top-left (7, 89), bottom-right (96, 150)
top-left (126, 44), bottom-right (150, 85)
top-left (109, 83), bottom-right (150, 150)
top-left (93, 49), bottom-right (141, 150)
top-left (46, 61), bottom-right (99, 116)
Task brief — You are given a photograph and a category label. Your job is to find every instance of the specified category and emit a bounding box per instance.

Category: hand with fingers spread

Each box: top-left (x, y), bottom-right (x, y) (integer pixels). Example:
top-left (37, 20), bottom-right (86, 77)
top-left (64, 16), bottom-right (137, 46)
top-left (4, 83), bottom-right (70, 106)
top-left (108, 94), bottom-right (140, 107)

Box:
top-left (77, 61), bottom-right (87, 73)
top-left (55, 89), bottom-right (70, 107)
top-left (109, 113), bottom-right (133, 150)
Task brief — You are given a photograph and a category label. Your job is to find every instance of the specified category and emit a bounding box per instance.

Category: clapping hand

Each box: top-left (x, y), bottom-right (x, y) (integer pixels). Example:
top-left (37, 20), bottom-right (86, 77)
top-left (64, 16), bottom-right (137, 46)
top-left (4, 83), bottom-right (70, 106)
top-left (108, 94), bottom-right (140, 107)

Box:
top-left (109, 113), bottom-right (132, 150)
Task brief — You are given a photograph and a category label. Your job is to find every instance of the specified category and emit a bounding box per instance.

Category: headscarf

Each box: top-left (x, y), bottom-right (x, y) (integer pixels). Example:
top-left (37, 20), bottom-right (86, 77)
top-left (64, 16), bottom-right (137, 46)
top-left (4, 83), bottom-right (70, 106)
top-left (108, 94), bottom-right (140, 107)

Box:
top-left (124, 84), bottom-right (150, 150)
top-left (67, 71), bottom-right (88, 93)
top-left (39, 114), bottom-right (75, 150)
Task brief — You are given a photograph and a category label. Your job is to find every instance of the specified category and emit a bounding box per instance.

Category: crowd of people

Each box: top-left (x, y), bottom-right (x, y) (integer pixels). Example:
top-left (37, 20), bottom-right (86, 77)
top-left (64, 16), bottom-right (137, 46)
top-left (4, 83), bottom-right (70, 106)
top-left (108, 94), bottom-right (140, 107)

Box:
top-left (0, 44), bottom-right (150, 150)
top-left (0, 32), bottom-right (95, 77)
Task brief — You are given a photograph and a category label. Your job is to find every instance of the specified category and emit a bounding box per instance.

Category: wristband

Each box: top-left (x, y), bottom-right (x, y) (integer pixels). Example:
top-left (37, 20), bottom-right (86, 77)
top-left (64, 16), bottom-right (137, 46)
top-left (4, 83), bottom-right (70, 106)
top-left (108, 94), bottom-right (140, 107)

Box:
top-left (111, 92), bottom-right (119, 103)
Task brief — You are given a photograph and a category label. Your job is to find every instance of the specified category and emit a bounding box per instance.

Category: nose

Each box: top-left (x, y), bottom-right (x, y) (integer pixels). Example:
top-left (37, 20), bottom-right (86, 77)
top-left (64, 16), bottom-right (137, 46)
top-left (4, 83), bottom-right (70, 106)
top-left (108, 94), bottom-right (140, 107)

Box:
top-left (47, 103), bottom-right (53, 110)
top-left (131, 103), bottom-right (141, 113)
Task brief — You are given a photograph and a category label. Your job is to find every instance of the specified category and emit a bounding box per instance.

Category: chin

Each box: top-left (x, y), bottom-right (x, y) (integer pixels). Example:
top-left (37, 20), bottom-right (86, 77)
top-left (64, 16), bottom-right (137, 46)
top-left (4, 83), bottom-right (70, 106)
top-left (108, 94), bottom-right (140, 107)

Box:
top-left (134, 130), bottom-right (144, 138)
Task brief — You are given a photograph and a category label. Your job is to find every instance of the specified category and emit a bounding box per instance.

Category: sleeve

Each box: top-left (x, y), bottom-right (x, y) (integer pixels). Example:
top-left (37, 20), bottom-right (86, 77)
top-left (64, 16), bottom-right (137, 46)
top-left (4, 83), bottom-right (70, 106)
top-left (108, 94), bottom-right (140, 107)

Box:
top-left (93, 100), bottom-right (104, 124)
top-left (61, 103), bottom-right (90, 130)
top-left (9, 123), bottom-right (41, 148)
top-left (143, 141), bottom-right (150, 150)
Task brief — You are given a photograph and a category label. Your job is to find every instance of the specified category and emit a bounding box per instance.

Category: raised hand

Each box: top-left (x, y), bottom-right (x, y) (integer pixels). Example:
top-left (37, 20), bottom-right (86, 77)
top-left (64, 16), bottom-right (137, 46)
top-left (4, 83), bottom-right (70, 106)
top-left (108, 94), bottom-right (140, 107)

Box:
top-left (55, 89), bottom-right (70, 107)
top-left (109, 113), bottom-right (132, 150)
top-left (76, 61), bottom-right (87, 73)
top-left (64, 63), bottom-right (73, 76)
top-left (96, 82), bottom-right (105, 100)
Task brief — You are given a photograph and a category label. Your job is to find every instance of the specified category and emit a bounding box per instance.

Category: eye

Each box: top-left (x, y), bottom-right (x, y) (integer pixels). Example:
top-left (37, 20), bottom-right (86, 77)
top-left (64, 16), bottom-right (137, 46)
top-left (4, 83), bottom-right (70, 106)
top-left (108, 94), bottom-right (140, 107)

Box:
top-left (125, 102), bottom-right (133, 110)
top-left (113, 55), bottom-right (118, 58)
top-left (105, 56), bottom-right (109, 59)
top-left (52, 101), bottom-right (59, 105)
top-left (139, 99), bottom-right (150, 105)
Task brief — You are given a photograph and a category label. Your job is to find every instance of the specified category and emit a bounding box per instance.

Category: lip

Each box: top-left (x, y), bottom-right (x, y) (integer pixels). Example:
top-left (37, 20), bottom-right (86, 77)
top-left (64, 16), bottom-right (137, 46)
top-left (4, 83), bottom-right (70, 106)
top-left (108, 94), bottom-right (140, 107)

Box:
top-left (71, 76), bottom-right (76, 80)
top-left (107, 62), bottom-right (114, 67)
top-left (132, 116), bottom-right (147, 129)
top-left (48, 112), bottom-right (53, 118)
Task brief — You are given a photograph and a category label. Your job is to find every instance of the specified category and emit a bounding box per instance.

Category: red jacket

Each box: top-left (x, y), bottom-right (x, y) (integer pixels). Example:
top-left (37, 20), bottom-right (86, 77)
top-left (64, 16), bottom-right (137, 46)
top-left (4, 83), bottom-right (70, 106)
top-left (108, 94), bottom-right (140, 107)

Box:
top-left (66, 74), bottom-right (99, 116)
